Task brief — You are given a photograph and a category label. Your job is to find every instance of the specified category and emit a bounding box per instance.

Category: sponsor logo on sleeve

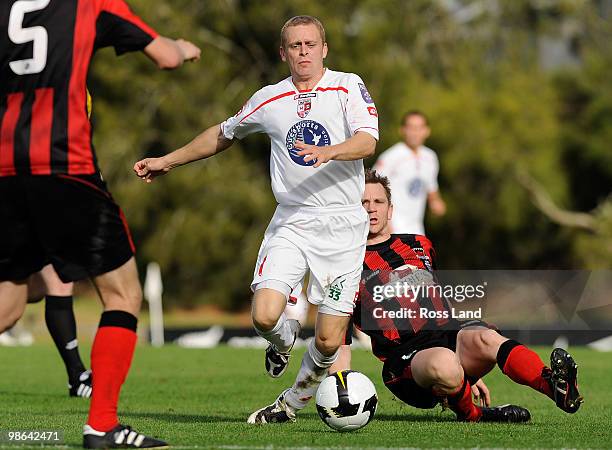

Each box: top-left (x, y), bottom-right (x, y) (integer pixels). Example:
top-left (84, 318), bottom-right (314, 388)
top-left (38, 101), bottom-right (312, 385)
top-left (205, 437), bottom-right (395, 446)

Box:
top-left (367, 106), bottom-right (378, 117)
top-left (358, 82), bottom-right (374, 104)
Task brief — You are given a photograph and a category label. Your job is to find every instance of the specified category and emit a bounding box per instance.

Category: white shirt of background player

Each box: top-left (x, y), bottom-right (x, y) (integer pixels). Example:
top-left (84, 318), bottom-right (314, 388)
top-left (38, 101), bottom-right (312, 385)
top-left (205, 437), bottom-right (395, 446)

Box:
top-left (374, 112), bottom-right (446, 235)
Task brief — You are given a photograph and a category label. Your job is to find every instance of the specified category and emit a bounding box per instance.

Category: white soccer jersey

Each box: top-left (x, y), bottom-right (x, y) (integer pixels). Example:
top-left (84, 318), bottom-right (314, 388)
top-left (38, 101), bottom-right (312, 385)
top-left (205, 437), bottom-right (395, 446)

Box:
top-left (221, 69), bottom-right (379, 207)
top-left (374, 143), bottom-right (440, 235)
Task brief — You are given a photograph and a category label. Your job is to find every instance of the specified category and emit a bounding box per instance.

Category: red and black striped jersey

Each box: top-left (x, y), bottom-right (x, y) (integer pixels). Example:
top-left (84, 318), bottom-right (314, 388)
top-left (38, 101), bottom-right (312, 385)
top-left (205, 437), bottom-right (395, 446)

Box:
top-left (0, 0), bottom-right (158, 176)
top-left (354, 234), bottom-right (454, 361)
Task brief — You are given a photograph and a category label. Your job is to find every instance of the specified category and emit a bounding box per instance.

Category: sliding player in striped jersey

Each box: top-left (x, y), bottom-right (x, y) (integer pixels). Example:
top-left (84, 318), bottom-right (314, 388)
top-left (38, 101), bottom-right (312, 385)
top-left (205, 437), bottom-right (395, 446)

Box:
top-left (1, 1), bottom-right (200, 447)
top-left (340, 169), bottom-right (583, 422)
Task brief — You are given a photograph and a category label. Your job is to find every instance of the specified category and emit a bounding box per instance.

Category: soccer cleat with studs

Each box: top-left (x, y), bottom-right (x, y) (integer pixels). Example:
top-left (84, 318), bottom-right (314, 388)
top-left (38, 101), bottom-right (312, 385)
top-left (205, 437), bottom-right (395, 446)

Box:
top-left (83, 424), bottom-right (167, 449)
top-left (479, 404), bottom-right (531, 423)
top-left (247, 388), bottom-right (297, 424)
top-left (265, 319), bottom-right (301, 378)
top-left (69, 370), bottom-right (93, 398)
top-left (544, 347), bottom-right (584, 413)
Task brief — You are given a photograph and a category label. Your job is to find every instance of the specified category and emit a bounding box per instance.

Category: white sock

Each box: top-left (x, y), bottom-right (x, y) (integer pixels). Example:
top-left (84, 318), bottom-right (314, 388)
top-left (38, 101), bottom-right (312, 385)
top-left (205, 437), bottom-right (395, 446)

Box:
top-left (254, 313), bottom-right (295, 353)
top-left (285, 339), bottom-right (338, 410)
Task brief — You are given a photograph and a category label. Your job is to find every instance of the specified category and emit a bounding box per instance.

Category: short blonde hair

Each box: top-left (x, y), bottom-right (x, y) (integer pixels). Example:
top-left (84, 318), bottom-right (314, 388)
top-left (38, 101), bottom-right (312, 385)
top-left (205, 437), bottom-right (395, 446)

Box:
top-left (280, 15), bottom-right (326, 48)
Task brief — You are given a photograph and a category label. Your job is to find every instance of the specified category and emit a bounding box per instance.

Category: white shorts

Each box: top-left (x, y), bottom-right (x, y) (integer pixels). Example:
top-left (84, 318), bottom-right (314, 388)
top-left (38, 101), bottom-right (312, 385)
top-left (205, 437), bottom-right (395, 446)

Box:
top-left (251, 204), bottom-right (368, 315)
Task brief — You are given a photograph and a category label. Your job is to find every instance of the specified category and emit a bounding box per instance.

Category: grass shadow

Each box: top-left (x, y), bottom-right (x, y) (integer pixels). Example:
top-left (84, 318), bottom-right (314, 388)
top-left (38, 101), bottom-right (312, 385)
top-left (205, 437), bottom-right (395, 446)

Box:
top-left (374, 412), bottom-right (456, 422)
top-left (122, 411), bottom-right (246, 424)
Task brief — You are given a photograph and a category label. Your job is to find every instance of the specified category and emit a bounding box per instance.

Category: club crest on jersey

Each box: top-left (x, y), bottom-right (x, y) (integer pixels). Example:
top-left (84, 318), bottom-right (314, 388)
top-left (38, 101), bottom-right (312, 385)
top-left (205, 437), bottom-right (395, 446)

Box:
top-left (408, 178), bottom-right (424, 196)
top-left (297, 98), bottom-right (312, 118)
top-left (286, 120), bottom-right (331, 166)
top-left (358, 83), bottom-right (374, 104)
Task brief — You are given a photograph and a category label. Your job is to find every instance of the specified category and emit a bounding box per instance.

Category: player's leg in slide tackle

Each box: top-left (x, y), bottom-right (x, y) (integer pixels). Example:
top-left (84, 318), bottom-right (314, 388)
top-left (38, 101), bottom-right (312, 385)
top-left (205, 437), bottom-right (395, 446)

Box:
top-left (456, 327), bottom-right (583, 414)
top-left (381, 326), bottom-right (582, 422)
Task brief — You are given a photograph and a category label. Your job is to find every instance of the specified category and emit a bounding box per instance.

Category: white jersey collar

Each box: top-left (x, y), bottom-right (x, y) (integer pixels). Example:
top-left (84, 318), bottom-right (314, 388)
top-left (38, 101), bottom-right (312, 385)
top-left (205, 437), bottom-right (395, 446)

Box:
top-left (289, 68), bottom-right (329, 94)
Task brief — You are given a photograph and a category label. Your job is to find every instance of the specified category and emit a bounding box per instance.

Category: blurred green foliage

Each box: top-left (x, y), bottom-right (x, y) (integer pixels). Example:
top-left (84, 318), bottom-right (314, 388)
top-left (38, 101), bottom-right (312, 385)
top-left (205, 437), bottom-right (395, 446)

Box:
top-left (88, 0), bottom-right (611, 308)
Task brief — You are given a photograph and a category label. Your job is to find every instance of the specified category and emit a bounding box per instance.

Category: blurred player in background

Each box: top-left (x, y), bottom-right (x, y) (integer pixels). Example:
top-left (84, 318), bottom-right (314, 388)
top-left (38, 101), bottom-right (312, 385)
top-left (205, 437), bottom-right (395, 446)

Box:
top-left (339, 169), bottom-right (583, 422)
top-left (374, 111), bottom-right (445, 235)
top-left (1, 0), bottom-right (200, 447)
top-left (134, 15), bottom-right (378, 425)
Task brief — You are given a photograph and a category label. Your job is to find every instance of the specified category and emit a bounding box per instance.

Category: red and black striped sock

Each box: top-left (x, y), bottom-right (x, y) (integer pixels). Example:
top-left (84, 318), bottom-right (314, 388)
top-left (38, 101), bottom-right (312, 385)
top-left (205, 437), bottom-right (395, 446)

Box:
top-left (445, 379), bottom-right (482, 422)
top-left (87, 311), bottom-right (138, 432)
top-left (497, 339), bottom-right (553, 398)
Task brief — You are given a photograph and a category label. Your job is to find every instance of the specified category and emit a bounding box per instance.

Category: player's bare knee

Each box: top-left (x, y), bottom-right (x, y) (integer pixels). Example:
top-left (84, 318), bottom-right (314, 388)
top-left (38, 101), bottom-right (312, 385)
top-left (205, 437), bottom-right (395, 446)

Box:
top-left (427, 350), bottom-right (463, 388)
top-left (251, 289), bottom-right (286, 331)
top-left (101, 288), bottom-right (142, 315)
top-left (251, 302), bottom-right (281, 331)
top-left (315, 334), bottom-right (341, 357)
top-left (467, 329), bottom-right (504, 361)
top-left (252, 313), bottom-right (278, 332)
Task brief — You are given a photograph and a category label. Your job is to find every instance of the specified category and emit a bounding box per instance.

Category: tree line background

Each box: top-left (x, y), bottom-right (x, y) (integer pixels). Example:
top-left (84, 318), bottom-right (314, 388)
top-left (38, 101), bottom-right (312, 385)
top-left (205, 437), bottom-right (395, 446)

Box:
top-left (87, 0), bottom-right (611, 309)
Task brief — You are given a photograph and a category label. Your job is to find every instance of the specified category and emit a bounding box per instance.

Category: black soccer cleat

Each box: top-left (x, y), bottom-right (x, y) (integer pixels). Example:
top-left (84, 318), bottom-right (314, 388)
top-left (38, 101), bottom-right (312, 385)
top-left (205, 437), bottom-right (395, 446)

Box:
top-left (479, 404), bottom-right (531, 423)
top-left (83, 424), bottom-right (167, 449)
top-left (545, 348), bottom-right (583, 413)
top-left (247, 388), bottom-right (297, 424)
top-left (69, 370), bottom-right (93, 398)
top-left (265, 319), bottom-right (301, 378)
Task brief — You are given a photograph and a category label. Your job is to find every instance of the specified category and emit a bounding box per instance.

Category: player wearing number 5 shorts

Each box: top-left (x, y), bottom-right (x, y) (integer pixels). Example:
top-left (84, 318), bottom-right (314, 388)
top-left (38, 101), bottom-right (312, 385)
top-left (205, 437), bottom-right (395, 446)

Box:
top-left (134, 15), bottom-right (379, 424)
top-left (1, 0), bottom-right (200, 448)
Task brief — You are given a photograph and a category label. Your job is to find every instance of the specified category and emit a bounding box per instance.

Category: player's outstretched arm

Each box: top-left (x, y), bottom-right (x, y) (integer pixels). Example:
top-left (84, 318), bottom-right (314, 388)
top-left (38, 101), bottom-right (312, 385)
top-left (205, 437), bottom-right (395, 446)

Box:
top-left (296, 131), bottom-right (376, 168)
top-left (144, 36), bottom-right (201, 69)
top-left (134, 124), bottom-right (233, 183)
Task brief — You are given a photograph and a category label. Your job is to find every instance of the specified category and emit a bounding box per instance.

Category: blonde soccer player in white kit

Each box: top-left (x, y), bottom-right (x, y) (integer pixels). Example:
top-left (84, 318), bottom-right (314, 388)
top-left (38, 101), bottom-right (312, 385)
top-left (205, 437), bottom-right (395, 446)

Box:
top-left (134, 15), bottom-right (379, 424)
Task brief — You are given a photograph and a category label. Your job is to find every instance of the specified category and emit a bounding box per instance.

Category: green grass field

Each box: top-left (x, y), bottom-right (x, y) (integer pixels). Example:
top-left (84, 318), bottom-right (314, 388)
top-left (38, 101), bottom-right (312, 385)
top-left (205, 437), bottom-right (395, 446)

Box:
top-left (1, 344), bottom-right (610, 449)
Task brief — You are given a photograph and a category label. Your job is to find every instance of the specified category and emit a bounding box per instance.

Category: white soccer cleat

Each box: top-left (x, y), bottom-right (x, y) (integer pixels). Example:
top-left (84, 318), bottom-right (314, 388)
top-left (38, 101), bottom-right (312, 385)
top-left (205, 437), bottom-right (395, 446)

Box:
top-left (247, 388), bottom-right (297, 424)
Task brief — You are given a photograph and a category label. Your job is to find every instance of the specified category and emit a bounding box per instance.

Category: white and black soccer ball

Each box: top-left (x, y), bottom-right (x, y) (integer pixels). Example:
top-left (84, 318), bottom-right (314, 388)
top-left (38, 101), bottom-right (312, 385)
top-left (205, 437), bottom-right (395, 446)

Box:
top-left (315, 370), bottom-right (378, 432)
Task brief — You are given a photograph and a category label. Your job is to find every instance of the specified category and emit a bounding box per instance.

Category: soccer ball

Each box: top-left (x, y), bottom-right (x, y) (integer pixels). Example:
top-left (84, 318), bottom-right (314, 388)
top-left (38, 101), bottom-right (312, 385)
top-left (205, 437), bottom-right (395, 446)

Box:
top-left (315, 370), bottom-right (378, 432)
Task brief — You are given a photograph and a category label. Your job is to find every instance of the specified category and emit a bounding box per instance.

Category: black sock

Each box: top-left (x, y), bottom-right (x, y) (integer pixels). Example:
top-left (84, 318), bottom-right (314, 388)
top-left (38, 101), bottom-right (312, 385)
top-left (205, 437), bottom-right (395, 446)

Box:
top-left (45, 295), bottom-right (87, 381)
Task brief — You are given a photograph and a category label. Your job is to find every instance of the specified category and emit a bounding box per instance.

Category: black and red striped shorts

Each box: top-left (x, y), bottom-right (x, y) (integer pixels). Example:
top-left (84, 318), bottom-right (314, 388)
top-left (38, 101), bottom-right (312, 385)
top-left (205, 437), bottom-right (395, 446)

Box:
top-left (0, 173), bottom-right (134, 282)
